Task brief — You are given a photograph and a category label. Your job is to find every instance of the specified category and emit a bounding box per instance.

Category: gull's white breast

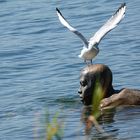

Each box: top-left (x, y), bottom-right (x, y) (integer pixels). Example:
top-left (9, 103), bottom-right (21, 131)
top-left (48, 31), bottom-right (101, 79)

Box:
top-left (79, 47), bottom-right (99, 60)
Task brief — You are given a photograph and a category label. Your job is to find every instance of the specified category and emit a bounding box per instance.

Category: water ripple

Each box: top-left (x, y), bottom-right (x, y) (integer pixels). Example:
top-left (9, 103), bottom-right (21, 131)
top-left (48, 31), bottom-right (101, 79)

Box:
top-left (0, 0), bottom-right (140, 139)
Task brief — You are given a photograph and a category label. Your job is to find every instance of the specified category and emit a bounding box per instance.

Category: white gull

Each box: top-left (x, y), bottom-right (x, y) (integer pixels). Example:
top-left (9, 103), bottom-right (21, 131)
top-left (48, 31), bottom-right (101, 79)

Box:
top-left (56, 3), bottom-right (126, 64)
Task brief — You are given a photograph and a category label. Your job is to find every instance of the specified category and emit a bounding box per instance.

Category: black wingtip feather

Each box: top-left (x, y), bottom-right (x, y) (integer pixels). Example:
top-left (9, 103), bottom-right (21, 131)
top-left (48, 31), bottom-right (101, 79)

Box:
top-left (56, 7), bottom-right (63, 16)
top-left (56, 7), bottom-right (61, 14)
top-left (114, 3), bottom-right (126, 16)
top-left (56, 7), bottom-right (59, 12)
top-left (119, 3), bottom-right (126, 10)
top-left (56, 7), bottom-right (67, 21)
top-left (56, 7), bottom-right (62, 16)
top-left (121, 3), bottom-right (126, 7)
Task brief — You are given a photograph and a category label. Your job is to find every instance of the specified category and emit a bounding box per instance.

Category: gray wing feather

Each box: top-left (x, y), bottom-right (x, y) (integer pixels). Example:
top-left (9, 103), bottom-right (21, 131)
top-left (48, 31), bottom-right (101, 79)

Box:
top-left (89, 3), bottom-right (126, 45)
top-left (56, 8), bottom-right (88, 47)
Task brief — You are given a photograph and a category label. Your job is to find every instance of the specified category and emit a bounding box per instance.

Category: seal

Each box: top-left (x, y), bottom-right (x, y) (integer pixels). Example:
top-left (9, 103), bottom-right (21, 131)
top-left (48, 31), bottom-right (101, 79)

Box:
top-left (78, 64), bottom-right (140, 108)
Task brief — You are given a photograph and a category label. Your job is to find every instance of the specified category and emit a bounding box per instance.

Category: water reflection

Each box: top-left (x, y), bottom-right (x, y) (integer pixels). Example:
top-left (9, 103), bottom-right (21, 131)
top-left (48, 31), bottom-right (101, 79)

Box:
top-left (0, 0), bottom-right (140, 139)
top-left (81, 106), bottom-right (140, 140)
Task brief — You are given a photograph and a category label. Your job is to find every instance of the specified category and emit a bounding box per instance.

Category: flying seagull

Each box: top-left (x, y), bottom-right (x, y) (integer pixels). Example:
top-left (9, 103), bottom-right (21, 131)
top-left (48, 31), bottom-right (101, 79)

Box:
top-left (56, 3), bottom-right (126, 63)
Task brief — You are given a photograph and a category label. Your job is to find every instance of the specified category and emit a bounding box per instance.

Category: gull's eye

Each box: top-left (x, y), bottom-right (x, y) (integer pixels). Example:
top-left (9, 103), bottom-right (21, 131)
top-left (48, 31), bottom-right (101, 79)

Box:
top-left (80, 80), bottom-right (87, 87)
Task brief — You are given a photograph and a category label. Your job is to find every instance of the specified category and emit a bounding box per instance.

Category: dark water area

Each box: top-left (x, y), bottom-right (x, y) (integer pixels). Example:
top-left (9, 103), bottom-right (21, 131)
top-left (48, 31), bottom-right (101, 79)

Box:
top-left (0, 0), bottom-right (140, 139)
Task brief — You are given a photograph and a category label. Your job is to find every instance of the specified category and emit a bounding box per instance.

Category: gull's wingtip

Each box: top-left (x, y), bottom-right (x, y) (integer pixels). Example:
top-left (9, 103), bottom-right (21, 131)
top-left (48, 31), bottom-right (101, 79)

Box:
top-left (113, 2), bottom-right (126, 17)
top-left (120, 3), bottom-right (126, 10)
top-left (122, 3), bottom-right (126, 7)
top-left (56, 7), bottom-right (59, 12)
top-left (119, 2), bottom-right (126, 9)
top-left (56, 7), bottom-right (65, 19)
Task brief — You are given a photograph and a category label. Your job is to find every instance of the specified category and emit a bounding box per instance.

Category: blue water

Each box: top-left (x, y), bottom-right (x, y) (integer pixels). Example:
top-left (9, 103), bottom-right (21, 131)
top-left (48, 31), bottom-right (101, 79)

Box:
top-left (0, 0), bottom-right (140, 139)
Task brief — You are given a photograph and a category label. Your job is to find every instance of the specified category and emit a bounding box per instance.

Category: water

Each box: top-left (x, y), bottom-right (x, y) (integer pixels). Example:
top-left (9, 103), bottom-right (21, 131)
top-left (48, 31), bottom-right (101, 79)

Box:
top-left (0, 0), bottom-right (140, 139)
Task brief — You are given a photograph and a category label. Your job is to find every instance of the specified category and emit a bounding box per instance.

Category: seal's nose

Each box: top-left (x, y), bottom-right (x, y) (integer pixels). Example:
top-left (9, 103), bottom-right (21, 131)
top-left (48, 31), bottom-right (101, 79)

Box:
top-left (78, 88), bottom-right (83, 99)
top-left (78, 88), bottom-right (82, 94)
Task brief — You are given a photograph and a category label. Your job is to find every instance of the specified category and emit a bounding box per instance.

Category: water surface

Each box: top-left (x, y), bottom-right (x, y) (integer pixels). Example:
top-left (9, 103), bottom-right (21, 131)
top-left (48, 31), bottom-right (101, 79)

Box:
top-left (0, 0), bottom-right (140, 139)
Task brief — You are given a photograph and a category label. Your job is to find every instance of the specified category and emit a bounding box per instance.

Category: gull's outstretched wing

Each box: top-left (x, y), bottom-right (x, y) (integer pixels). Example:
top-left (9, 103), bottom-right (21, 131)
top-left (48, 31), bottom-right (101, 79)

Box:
top-left (56, 8), bottom-right (88, 47)
top-left (89, 3), bottom-right (126, 45)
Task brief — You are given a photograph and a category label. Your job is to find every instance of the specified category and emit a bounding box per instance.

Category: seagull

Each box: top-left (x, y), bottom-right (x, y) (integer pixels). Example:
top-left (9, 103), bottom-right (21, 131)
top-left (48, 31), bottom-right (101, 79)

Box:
top-left (56, 3), bottom-right (126, 64)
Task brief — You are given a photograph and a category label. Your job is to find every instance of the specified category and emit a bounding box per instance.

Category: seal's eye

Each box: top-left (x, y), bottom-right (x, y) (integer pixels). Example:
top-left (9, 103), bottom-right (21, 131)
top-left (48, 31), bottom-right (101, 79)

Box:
top-left (80, 80), bottom-right (87, 87)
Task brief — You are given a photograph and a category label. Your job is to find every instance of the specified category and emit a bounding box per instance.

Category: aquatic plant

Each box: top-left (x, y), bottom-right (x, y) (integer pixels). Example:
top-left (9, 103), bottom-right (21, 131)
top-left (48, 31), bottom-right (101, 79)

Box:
top-left (92, 80), bottom-right (104, 118)
top-left (46, 111), bottom-right (64, 140)
top-left (86, 79), bottom-right (105, 133)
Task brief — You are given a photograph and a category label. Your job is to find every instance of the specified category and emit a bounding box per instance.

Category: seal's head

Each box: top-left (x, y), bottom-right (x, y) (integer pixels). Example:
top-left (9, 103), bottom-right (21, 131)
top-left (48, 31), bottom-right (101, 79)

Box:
top-left (78, 64), bottom-right (114, 106)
